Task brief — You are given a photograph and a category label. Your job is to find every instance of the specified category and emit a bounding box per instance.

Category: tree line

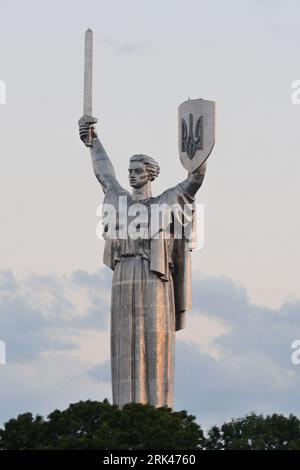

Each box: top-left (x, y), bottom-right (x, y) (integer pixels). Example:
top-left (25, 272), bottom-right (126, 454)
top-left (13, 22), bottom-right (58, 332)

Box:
top-left (1, 400), bottom-right (300, 450)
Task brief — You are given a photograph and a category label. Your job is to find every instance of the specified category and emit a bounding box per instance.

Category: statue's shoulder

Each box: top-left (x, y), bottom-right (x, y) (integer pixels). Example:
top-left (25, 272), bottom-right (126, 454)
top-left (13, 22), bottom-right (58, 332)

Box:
top-left (155, 183), bottom-right (191, 204)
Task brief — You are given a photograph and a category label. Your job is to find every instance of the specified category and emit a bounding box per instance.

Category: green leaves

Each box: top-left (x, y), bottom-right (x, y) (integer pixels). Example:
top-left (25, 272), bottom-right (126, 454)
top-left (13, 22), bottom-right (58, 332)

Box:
top-left (0, 413), bottom-right (45, 450)
top-left (1, 403), bottom-right (300, 450)
top-left (206, 412), bottom-right (300, 450)
top-left (0, 400), bottom-right (204, 450)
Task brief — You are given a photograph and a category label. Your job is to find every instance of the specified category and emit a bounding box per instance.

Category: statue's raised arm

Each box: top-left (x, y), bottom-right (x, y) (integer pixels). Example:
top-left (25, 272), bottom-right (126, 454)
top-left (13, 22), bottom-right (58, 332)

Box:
top-left (180, 160), bottom-right (207, 198)
top-left (79, 116), bottom-right (122, 194)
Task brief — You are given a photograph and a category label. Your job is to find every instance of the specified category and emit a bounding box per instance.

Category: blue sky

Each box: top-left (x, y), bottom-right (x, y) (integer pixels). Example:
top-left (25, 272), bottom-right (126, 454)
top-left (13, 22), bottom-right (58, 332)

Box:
top-left (0, 0), bottom-right (300, 429)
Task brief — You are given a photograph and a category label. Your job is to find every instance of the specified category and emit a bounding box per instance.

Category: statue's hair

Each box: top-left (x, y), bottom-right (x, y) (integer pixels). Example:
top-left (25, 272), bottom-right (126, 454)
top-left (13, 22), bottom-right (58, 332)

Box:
top-left (129, 154), bottom-right (160, 181)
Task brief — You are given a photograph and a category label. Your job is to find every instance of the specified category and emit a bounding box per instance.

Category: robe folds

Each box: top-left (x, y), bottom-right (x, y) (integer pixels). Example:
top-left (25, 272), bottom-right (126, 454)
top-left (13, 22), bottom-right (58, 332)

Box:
top-left (101, 183), bottom-right (196, 407)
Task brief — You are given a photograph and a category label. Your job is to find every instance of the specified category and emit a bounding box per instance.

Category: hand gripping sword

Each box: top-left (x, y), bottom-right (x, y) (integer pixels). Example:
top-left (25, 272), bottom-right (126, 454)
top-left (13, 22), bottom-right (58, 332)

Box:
top-left (82, 28), bottom-right (97, 147)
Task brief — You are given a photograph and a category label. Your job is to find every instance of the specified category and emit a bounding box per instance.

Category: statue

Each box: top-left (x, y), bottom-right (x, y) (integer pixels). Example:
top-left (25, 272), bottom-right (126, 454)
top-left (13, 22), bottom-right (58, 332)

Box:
top-left (78, 30), bottom-right (215, 408)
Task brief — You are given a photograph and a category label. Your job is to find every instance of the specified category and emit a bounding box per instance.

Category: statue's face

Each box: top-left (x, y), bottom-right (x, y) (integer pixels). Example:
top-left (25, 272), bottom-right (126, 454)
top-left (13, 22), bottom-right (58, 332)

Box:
top-left (128, 161), bottom-right (149, 189)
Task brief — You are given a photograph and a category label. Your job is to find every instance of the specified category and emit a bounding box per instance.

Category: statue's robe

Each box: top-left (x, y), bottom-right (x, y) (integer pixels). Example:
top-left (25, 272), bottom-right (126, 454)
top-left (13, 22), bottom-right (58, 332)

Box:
top-left (102, 182), bottom-right (196, 408)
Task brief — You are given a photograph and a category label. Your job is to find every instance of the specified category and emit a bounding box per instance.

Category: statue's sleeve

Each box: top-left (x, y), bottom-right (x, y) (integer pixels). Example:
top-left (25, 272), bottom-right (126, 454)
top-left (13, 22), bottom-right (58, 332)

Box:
top-left (156, 184), bottom-right (197, 331)
top-left (91, 137), bottom-right (127, 194)
top-left (158, 183), bottom-right (197, 247)
top-left (158, 182), bottom-right (195, 206)
top-left (102, 187), bottom-right (130, 270)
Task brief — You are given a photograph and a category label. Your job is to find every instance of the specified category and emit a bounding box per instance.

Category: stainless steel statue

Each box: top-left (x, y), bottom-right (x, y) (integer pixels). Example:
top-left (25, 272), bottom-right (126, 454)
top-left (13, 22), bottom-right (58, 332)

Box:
top-left (78, 29), bottom-right (215, 408)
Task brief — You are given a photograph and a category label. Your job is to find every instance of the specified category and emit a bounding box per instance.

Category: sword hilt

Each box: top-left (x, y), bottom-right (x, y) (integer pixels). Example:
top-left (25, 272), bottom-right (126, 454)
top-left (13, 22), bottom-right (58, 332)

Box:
top-left (80, 115), bottom-right (98, 148)
top-left (87, 127), bottom-right (94, 148)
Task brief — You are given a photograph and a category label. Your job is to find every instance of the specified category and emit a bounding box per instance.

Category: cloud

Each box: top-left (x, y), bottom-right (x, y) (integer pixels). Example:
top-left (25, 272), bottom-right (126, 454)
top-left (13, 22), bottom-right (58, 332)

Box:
top-left (88, 359), bottom-right (111, 383)
top-left (0, 269), bottom-right (110, 363)
top-left (0, 268), bottom-right (300, 431)
top-left (175, 274), bottom-right (300, 428)
top-left (189, 274), bottom-right (299, 370)
top-left (0, 269), bottom-right (112, 427)
top-left (100, 37), bottom-right (144, 55)
top-left (0, 353), bottom-right (111, 427)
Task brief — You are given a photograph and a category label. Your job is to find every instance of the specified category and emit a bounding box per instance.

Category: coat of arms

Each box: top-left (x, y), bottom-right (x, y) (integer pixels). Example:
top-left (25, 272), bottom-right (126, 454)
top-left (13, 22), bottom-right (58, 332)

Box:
top-left (178, 98), bottom-right (215, 172)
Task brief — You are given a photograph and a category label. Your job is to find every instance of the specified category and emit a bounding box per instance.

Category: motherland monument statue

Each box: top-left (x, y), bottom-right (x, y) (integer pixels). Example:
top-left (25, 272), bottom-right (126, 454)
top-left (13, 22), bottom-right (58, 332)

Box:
top-left (78, 29), bottom-right (215, 408)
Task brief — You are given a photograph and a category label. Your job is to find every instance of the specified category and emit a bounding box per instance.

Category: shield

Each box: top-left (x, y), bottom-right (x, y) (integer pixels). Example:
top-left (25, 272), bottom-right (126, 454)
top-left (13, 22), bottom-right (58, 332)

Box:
top-left (178, 98), bottom-right (215, 172)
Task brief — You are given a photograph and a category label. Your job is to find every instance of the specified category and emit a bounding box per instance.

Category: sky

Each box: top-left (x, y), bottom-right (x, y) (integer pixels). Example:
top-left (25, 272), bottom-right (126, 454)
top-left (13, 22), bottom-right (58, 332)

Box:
top-left (0, 0), bottom-right (300, 430)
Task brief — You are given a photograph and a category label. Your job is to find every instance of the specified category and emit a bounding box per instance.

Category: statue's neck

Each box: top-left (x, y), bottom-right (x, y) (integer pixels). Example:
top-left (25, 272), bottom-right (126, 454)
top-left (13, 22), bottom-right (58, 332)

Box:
top-left (131, 182), bottom-right (152, 201)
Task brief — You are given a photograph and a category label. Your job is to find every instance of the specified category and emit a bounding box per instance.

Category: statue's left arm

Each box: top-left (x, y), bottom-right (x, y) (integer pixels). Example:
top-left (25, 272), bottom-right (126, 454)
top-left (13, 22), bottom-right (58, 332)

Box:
top-left (180, 160), bottom-right (207, 198)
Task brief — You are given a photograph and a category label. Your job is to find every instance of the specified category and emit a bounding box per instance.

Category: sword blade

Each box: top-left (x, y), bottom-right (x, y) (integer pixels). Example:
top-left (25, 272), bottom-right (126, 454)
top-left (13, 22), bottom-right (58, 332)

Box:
top-left (83, 28), bottom-right (93, 116)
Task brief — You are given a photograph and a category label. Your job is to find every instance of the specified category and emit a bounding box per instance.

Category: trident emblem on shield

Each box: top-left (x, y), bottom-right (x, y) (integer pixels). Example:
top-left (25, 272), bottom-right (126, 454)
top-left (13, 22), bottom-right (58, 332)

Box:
top-left (178, 98), bottom-right (215, 172)
top-left (181, 113), bottom-right (203, 159)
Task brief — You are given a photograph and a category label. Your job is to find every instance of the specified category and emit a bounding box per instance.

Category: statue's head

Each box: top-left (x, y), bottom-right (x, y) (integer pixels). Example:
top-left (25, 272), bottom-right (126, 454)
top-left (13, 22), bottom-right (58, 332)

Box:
top-left (128, 154), bottom-right (160, 189)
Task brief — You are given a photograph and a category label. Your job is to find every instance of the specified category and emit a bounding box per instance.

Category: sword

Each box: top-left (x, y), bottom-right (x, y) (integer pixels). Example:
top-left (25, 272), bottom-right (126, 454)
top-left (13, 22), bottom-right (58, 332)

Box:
top-left (83, 28), bottom-right (97, 147)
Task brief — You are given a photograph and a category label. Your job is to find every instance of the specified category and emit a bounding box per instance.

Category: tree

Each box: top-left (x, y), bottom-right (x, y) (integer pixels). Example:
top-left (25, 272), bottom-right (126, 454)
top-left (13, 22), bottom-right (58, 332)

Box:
top-left (2, 403), bottom-right (300, 450)
top-left (0, 400), bottom-right (205, 450)
top-left (0, 412), bottom-right (45, 450)
top-left (205, 413), bottom-right (300, 450)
